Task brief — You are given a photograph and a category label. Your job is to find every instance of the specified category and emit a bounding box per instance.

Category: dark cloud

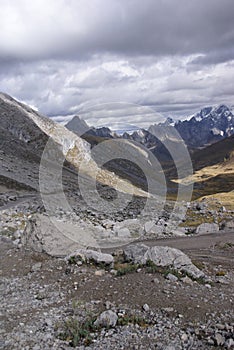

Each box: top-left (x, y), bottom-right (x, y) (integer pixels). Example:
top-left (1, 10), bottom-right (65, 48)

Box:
top-left (190, 49), bottom-right (234, 66)
top-left (1, 0), bottom-right (234, 61)
top-left (0, 0), bottom-right (233, 127)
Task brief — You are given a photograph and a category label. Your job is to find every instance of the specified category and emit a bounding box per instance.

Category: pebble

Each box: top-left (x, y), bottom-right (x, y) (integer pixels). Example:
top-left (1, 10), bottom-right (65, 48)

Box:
top-left (142, 303), bottom-right (150, 312)
top-left (214, 333), bottom-right (225, 346)
top-left (95, 270), bottom-right (105, 277)
top-left (31, 262), bottom-right (42, 273)
top-left (166, 273), bottom-right (178, 282)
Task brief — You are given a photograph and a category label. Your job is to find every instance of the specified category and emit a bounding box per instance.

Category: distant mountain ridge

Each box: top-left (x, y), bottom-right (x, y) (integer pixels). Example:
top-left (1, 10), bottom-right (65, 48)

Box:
top-left (65, 104), bottom-right (234, 151)
top-left (64, 104), bottom-right (234, 175)
top-left (175, 104), bottom-right (234, 148)
top-left (65, 116), bottom-right (116, 139)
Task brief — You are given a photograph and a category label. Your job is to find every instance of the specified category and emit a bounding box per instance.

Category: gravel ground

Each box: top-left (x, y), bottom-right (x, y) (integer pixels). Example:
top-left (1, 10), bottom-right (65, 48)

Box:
top-left (0, 235), bottom-right (234, 350)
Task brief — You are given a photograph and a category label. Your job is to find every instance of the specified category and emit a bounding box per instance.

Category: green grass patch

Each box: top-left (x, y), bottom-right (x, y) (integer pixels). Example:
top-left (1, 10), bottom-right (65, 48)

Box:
top-left (117, 314), bottom-right (148, 327)
top-left (57, 316), bottom-right (97, 347)
top-left (115, 262), bottom-right (139, 276)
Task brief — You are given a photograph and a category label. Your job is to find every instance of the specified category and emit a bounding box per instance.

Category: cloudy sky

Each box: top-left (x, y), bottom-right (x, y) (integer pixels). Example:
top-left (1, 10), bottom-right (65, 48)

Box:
top-left (0, 0), bottom-right (234, 129)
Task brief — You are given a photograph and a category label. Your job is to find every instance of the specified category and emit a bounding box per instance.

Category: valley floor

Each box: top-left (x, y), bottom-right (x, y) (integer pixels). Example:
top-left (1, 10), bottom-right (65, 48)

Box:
top-left (1, 230), bottom-right (234, 350)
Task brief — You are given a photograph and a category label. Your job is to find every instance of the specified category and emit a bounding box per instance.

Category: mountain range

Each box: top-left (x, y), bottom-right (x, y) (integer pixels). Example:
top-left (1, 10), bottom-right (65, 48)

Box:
top-left (0, 93), bottom-right (233, 205)
top-left (65, 104), bottom-right (234, 151)
top-left (64, 104), bottom-right (234, 202)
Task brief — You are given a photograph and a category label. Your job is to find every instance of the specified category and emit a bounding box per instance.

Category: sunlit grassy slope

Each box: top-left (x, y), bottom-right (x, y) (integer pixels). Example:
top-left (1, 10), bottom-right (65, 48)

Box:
top-left (172, 135), bottom-right (234, 203)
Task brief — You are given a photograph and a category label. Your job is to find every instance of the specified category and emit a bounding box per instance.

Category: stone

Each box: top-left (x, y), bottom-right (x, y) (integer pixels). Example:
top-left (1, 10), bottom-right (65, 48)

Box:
top-left (166, 273), bottom-right (178, 282)
top-left (195, 223), bottom-right (219, 235)
top-left (181, 276), bottom-right (194, 285)
top-left (123, 243), bottom-right (149, 264)
top-left (216, 324), bottom-right (225, 330)
top-left (220, 220), bottom-right (234, 231)
top-left (142, 303), bottom-right (150, 312)
top-left (112, 219), bottom-right (141, 238)
top-left (116, 227), bottom-right (131, 238)
top-left (123, 244), bottom-right (205, 279)
top-left (214, 333), bottom-right (225, 346)
top-left (181, 332), bottom-right (188, 342)
top-left (94, 310), bottom-right (118, 328)
top-left (207, 338), bottom-right (215, 345)
top-left (124, 243), bottom-right (205, 279)
top-left (195, 202), bottom-right (207, 211)
top-left (104, 301), bottom-right (114, 310)
top-left (67, 249), bottom-right (114, 266)
top-left (167, 226), bottom-right (187, 236)
top-left (31, 262), bottom-right (42, 273)
top-left (152, 277), bottom-right (160, 283)
top-left (162, 307), bottom-right (174, 313)
top-left (225, 338), bottom-right (234, 349)
top-left (95, 270), bottom-right (105, 276)
top-left (144, 221), bottom-right (155, 233)
top-left (145, 246), bottom-right (205, 279)
top-left (102, 219), bottom-right (114, 229)
top-left (21, 214), bottom-right (102, 257)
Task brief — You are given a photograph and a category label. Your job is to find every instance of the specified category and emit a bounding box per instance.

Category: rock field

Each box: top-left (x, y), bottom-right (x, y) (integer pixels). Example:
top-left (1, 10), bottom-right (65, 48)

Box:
top-left (0, 190), bottom-right (234, 349)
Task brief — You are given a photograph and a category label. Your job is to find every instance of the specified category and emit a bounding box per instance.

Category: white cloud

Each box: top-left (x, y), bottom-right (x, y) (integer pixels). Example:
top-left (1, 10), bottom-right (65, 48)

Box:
top-left (1, 54), bottom-right (234, 128)
top-left (0, 0), bottom-right (234, 128)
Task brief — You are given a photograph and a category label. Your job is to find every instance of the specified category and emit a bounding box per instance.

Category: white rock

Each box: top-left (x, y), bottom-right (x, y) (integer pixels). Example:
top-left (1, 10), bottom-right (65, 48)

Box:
top-left (123, 244), bottom-right (205, 279)
top-left (94, 310), bottom-right (118, 328)
top-left (225, 338), bottom-right (234, 349)
top-left (31, 262), bottom-right (42, 273)
top-left (67, 249), bottom-right (114, 265)
top-left (123, 243), bottom-right (148, 264)
top-left (95, 270), bottom-right (105, 276)
top-left (142, 303), bottom-right (150, 312)
top-left (215, 333), bottom-right (225, 346)
top-left (116, 227), bottom-right (131, 238)
top-left (196, 223), bottom-right (219, 235)
top-left (144, 221), bottom-right (155, 233)
top-left (181, 276), bottom-right (194, 285)
top-left (166, 273), bottom-right (178, 282)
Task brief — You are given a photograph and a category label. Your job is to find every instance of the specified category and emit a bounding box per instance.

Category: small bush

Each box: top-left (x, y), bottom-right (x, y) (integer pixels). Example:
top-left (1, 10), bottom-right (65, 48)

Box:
top-left (216, 270), bottom-right (226, 277)
top-left (115, 263), bottom-right (139, 276)
top-left (68, 256), bottom-right (77, 265)
top-left (118, 314), bottom-right (148, 327)
top-left (57, 316), bottom-right (96, 347)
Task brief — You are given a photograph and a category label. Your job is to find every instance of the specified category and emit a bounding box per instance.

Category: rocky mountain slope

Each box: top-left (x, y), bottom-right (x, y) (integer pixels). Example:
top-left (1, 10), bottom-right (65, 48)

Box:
top-left (0, 93), bottom-right (148, 198)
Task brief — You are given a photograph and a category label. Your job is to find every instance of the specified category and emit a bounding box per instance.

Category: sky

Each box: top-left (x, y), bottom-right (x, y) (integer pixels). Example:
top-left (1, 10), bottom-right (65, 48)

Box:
top-left (0, 0), bottom-right (234, 130)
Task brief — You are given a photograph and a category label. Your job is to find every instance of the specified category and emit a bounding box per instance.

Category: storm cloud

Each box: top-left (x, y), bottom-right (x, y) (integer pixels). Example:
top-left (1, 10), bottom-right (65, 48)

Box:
top-left (0, 0), bottom-right (233, 129)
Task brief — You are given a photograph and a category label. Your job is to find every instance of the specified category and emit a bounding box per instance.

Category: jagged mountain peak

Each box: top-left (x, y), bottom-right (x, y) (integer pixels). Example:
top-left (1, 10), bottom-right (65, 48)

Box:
top-left (192, 104), bottom-right (232, 122)
top-left (66, 115), bottom-right (89, 135)
top-left (175, 104), bottom-right (234, 148)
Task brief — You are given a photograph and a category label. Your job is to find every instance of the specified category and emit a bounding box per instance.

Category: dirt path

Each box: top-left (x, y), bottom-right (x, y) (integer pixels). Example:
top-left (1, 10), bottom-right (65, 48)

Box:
top-left (140, 231), bottom-right (234, 251)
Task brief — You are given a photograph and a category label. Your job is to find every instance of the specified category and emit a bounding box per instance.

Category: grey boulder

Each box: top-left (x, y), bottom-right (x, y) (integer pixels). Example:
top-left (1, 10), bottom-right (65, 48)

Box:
top-left (123, 243), bottom-right (205, 279)
top-left (196, 223), bottom-right (219, 235)
top-left (123, 243), bottom-right (149, 264)
top-left (66, 249), bottom-right (114, 266)
top-left (94, 310), bottom-right (118, 328)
